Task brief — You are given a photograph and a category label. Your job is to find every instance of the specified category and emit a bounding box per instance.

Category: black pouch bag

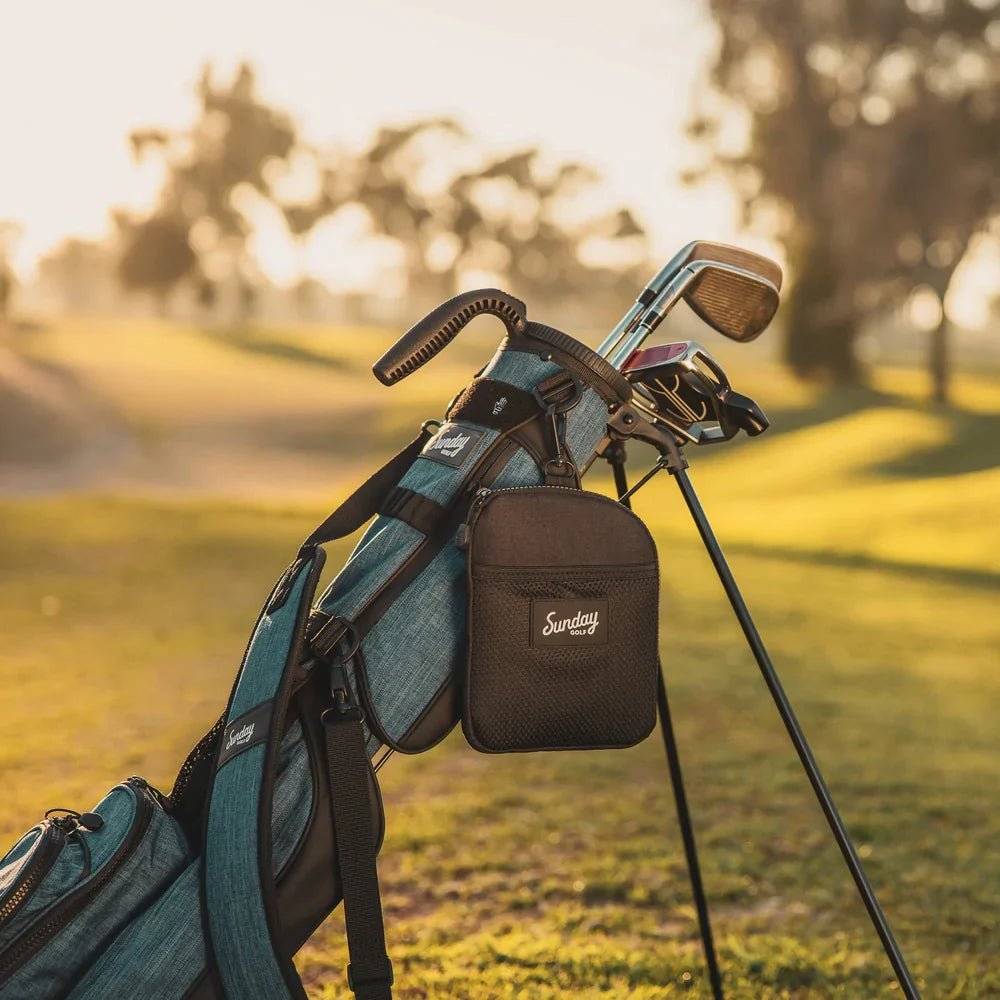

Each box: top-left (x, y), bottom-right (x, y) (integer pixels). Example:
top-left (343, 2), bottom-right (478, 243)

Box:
top-left (461, 486), bottom-right (660, 753)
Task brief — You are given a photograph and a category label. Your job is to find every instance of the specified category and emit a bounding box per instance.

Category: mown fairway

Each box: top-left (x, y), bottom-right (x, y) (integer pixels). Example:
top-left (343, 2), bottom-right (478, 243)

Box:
top-left (1, 320), bottom-right (997, 997)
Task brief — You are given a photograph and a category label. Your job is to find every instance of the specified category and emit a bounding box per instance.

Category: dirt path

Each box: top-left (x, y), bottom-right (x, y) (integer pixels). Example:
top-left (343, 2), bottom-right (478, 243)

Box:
top-left (0, 347), bottom-right (138, 494)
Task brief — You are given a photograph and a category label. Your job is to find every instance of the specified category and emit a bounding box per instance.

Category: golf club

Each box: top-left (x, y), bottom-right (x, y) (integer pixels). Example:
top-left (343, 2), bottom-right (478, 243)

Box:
top-left (596, 240), bottom-right (783, 365)
top-left (621, 340), bottom-right (769, 445)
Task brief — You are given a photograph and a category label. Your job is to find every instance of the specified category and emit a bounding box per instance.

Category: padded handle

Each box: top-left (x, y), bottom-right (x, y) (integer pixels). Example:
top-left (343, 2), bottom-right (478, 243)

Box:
top-left (373, 289), bottom-right (526, 386)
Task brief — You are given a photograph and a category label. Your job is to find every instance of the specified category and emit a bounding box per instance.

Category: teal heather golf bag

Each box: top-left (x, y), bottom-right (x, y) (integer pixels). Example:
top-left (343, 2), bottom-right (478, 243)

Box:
top-left (0, 291), bottom-right (635, 1000)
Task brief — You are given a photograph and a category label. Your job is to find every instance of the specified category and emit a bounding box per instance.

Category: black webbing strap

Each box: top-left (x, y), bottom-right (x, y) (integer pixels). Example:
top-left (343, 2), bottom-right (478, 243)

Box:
top-left (303, 428), bottom-right (434, 549)
top-left (323, 700), bottom-right (394, 1000)
top-left (378, 486), bottom-right (446, 536)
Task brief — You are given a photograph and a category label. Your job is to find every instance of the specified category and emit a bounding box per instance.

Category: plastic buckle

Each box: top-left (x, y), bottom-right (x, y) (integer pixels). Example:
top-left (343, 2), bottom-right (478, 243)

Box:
top-left (532, 374), bottom-right (582, 416)
top-left (347, 959), bottom-right (394, 990)
top-left (310, 614), bottom-right (361, 660)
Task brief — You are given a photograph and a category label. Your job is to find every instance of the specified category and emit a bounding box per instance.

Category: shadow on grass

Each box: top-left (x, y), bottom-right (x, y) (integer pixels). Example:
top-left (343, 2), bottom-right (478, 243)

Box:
top-left (198, 326), bottom-right (355, 373)
top-left (877, 406), bottom-right (1000, 479)
top-left (766, 383), bottom-right (898, 438)
top-left (728, 540), bottom-right (998, 591)
top-left (696, 380), bottom-right (998, 480)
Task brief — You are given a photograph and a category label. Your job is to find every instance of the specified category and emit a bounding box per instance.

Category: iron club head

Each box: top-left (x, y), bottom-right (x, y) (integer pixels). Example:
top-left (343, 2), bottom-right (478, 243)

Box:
top-left (599, 241), bottom-right (783, 367)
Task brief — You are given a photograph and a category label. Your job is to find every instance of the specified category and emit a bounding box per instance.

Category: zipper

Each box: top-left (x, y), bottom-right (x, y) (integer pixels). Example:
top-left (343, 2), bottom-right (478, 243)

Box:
top-left (456, 483), bottom-right (583, 551)
top-left (458, 483), bottom-right (653, 557)
top-left (0, 825), bottom-right (67, 930)
top-left (0, 779), bottom-right (154, 983)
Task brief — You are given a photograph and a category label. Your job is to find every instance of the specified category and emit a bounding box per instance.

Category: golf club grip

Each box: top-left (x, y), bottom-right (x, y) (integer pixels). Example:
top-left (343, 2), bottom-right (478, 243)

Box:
top-left (373, 289), bottom-right (527, 386)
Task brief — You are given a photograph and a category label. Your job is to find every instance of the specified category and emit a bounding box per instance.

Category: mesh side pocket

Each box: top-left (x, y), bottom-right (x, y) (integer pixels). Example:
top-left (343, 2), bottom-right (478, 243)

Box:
top-left (464, 564), bottom-right (659, 752)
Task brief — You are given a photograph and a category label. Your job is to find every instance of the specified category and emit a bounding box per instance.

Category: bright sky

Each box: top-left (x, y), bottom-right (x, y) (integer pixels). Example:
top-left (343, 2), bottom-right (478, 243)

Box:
top-left (0, 1), bottom-right (741, 272)
top-left (0, 0), bottom-right (993, 324)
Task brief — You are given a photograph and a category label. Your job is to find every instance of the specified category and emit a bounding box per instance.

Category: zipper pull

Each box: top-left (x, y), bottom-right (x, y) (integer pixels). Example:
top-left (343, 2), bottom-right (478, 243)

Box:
top-left (456, 489), bottom-right (491, 550)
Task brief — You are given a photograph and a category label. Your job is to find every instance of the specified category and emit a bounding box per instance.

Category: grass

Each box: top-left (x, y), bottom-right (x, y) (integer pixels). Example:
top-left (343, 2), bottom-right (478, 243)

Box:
top-left (1, 318), bottom-right (998, 997)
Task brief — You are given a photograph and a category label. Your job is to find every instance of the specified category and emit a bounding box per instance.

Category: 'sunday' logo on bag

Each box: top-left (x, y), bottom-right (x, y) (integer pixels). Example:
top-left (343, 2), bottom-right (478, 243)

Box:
top-left (217, 701), bottom-right (272, 768)
top-left (421, 422), bottom-right (486, 469)
top-left (225, 723), bottom-right (255, 751)
top-left (531, 600), bottom-right (609, 647)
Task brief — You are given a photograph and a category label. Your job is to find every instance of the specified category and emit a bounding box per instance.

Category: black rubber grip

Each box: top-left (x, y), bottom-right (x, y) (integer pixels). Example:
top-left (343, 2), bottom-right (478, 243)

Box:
top-left (373, 289), bottom-right (526, 386)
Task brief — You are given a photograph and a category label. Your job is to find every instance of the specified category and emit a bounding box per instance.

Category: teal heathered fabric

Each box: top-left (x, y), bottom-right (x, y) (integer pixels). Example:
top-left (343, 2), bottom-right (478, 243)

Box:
top-left (67, 722), bottom-right (313, 1000)
top-left (228, 562), bottom-right (312, 719)
top-left (0, 784), bottom-right (138, 954)
top-left (0, 787), bottom-right (192, 999)
top-left (315, 346), bottom-right (614, 747)
top-left (204, 555), bottom-right (316, 1000)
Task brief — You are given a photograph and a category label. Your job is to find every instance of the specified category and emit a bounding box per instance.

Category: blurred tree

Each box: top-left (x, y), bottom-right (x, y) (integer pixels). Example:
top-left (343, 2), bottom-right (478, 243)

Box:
top-left (38, 238), bottom-right (117, 313)
top-left (0, 222), bottom-right (21, 341)
top-left (689, 0), bottom-right (999, 399)
top-left (448, 153), bottom-right (647, 310)
top-left (287, 122), bottom-right (647, 319)
top-left (121, 62), bottom-right (300, 320)
top-left (117, 214), bottom-right (195, 311)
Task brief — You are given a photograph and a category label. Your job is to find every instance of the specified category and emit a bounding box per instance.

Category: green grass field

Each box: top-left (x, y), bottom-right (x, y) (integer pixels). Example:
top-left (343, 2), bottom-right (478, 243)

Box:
top-left (1, 320), bottom-right (998, 997)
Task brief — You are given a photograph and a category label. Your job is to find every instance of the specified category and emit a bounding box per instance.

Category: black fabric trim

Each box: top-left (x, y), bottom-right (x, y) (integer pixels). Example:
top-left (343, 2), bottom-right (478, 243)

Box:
top-left (445, 378), bottom-right (539, 431)
top-left (378, 487), bottom-right (447, 537)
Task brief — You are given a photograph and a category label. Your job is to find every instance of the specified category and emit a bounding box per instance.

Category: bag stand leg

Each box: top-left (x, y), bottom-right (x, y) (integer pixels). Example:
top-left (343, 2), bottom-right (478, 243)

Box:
top-left (655, 670), bottom-right (726, 999)
top-left (671, 465), bottom-right (920, 999)
top-left (610, 451), bottom-right (725, 1000)
top-left (614, 436), bottom-right (921, 1000)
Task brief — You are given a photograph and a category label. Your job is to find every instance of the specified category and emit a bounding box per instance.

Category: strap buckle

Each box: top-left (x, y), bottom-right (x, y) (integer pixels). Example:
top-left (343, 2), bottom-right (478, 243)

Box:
top-left (347, 959), bottom-right (394, 990)
top-left (309, 612), bottom-right (361, 660)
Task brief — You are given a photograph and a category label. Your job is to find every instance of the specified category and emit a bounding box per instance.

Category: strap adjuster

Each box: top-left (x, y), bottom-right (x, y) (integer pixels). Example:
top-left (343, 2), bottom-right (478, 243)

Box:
top-left (309, 612), bottom-right (361, 660)
top-left (347, 959), bottom-right (394, 990)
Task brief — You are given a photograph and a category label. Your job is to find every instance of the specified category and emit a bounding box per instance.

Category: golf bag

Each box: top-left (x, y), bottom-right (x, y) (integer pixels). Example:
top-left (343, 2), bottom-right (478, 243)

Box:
top-left (2, 249), bottom-right (922, 1000)
top-left (0, 291), bottom-right (641, 1000)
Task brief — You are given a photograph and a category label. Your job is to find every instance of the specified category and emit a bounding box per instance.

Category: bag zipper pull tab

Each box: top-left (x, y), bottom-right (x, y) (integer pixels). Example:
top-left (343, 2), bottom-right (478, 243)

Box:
top-left (457, 489), bottom-right (491, 550)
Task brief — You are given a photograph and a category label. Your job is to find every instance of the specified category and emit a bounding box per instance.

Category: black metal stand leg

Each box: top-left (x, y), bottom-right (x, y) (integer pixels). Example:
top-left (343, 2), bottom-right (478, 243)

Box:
top-left (656, 669), bottom-right (725, 1000)
top-left (671, 468), bottom-right (920, 1000)
top-left (610, 451), bottom-right (724, 999)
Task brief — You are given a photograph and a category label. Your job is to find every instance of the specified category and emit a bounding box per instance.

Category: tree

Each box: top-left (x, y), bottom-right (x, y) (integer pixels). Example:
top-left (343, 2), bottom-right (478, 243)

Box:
top-left (120, 62), bottom-right (301, 319)
top-left (117, 214), bottom-right (195, 310)
top-left (38, 237), bottom-right (118, 313)
top-left (0, 222), bottom-right (21, 341)
top-left (286, 121), bottom-right (647, 319)
top-left (688, 0), bottom-right (999, 398)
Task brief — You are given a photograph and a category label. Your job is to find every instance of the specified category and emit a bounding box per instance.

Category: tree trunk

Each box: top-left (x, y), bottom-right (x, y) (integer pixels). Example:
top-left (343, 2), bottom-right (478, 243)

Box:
top-left (929, 314), bottom-right (949, 405)
top-left (784, 294), bottom-right (861, 383)
top-left (782, 239), bottom-right (862, 384)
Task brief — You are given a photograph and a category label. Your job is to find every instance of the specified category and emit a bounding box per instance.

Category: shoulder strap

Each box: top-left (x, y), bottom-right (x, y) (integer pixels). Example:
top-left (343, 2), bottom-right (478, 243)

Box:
top-left (323, 685), bottom-right (394, 999)
top-left (202, 551), bottom-right (325, 1000)
top-left (202, 437), bottom-right (424, 999)
top-left (303, 429), bottom-right (433, 548)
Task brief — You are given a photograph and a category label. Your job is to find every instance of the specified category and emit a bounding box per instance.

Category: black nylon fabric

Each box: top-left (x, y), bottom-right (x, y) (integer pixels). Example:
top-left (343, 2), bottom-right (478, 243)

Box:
top-left (445, 378), bottom-right (539, 430)
top-left (463, 487), bottom-right (659, 753)
top-left (324, 713), bottom-right (393, 1000)
top-left (304, 430), bottom-right (433, 549)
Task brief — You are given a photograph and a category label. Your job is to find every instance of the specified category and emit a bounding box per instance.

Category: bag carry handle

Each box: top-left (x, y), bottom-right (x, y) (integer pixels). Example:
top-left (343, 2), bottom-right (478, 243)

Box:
top-left (372, 288), bottom-right (526, 386)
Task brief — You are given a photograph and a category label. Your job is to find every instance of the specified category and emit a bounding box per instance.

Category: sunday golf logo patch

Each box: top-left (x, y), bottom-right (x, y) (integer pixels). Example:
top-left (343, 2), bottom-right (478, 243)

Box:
top-left (531, 600), bottom-right (609, 647)
top-left (225, 723), bottom-right (255, 751)
top-left (217, 702), bottom-right (271, 767)
top-left (421, 422), bottom-right (485, 469)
